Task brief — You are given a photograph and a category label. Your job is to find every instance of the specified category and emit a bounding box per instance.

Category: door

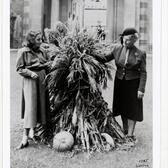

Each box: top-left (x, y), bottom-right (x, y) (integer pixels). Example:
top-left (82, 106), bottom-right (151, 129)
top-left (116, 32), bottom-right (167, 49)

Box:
top-left (43, 0), bottom-right (52, 29)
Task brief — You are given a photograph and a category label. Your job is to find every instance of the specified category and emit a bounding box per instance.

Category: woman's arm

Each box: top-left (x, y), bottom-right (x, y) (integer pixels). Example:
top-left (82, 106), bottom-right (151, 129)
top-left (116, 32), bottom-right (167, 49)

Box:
top-left (16, 49), bottom-right (37, 78)
top-left (138, 52), bottom-right (147, 93)
top-left (91, 50), bottom-right (114, 63)
top-left (90, 43), bottom-right (118, 63)
top-left (38, 50), bottom-right (53, 73)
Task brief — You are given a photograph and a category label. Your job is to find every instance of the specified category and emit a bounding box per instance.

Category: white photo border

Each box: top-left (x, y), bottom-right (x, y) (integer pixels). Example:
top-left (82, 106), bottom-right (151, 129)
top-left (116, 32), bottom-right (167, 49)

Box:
top-left (2, 0), bottom-right (10, 168)
top-left (1, 0), bottom-right (168, 167)
top-left (161, 0), bottom-right (168, 167)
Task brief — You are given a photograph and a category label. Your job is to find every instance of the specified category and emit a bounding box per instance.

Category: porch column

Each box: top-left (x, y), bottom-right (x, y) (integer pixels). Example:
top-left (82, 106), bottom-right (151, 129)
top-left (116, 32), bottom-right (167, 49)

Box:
top-left (59, 0), bottom-right (68, 23)
top-left (29, 0), bottom-right (43, 31)
top-left (139, 0), bottom-right (150, 51)
top-left (106, 0), bottom-right (124, 42)
top-left (23, 0), bottom-right (30, 37)
top-left (124, 0), bottom-right (136, 28)
top-left (106, 0), bottom-right (115, 42)
top-left (51, 0), bottom-right (60, 28)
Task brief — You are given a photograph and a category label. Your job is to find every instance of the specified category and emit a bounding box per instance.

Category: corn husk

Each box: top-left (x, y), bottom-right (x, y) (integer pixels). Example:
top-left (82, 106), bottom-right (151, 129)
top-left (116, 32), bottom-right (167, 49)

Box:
top-left (35, 22), bottom-right (125, 154)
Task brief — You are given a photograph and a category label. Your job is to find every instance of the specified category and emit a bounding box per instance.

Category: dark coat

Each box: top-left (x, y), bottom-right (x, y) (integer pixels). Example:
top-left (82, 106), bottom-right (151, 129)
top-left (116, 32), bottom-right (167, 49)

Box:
top-left (93, 44), bottom-right (147, 93)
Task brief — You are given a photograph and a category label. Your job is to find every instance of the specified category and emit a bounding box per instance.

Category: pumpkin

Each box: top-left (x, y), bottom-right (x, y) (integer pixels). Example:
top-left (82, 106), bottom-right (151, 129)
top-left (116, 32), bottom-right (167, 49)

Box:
top-left (53, 131), bottom-right (74, 152)
top-left (101, 133), bottom-right (115, 147)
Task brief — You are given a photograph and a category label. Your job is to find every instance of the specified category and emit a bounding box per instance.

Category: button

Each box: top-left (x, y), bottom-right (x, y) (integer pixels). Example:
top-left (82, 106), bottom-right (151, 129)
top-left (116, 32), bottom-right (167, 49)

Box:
top-left (123, 73), bottom-right (125, 75)
top-left (123, 68), bottom-right (125, 70)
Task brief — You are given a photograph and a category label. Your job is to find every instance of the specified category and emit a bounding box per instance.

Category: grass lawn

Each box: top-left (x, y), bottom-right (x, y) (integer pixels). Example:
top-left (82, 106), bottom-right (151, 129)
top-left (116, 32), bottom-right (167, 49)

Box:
top-left (10, 50), bottom-right (152, 168)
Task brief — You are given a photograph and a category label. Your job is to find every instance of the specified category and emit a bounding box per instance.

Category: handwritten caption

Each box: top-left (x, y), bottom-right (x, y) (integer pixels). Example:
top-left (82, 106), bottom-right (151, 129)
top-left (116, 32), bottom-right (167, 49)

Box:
top-left (136, 159), bottom-right (150, 168)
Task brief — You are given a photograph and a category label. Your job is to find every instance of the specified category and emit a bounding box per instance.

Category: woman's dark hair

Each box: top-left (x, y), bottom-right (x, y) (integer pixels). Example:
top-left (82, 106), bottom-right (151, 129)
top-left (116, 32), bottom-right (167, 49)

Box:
top-left (120, 36), bottom-right (123, 45)
top-left (119, 27), bottom-right (139, 45)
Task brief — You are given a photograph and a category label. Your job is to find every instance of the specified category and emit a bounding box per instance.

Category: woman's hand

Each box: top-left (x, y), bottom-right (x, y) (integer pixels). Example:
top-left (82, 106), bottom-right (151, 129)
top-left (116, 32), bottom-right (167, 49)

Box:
top-left (31, 72), bottom-right (38, 79)
top-left (137, 91), bottom-right (144, 99)
top-left (44, 61), bottom-right (52, 71)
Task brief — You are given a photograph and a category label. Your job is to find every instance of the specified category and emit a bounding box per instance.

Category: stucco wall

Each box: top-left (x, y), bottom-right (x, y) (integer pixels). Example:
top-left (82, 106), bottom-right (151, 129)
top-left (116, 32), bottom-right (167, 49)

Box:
top-left (59, 0), bottom-right (68, 23)
top-left (29, 0), bottom-right (43, 31)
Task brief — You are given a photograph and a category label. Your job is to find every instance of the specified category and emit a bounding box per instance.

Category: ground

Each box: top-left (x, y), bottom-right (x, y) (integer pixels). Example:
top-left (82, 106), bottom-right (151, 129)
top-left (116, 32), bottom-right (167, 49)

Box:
top-left (10, 50), bottom-right (152, 168)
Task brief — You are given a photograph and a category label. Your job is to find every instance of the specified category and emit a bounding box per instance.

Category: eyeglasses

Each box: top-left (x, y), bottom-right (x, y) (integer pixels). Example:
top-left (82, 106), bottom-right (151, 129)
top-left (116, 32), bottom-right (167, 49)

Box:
top-left (123, 35), bottom-right (135, 40)
top-left (36, 38), bottom-right (42, 41)
top-left (123, 33), bottom-right (139, 40)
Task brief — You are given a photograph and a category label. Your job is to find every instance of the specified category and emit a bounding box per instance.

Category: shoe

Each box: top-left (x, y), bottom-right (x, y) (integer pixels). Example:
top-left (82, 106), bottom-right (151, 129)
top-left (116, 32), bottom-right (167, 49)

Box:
top-left (29, 128), bottom-right (34, 138)
top-left (124, 130), bottom-right (128, 135)
top-left (123, 136), bottom-right (136, 147)
top-left (126, 135), bottom-right (138, 144)
top-left (16, 141), bottom-right (29, 150)
top-left (28, 136), bottom-right (38, 144)
top-left (29, 128), bottom-right (38, 144)
top-left (131, 136), bottom-right (138, 144)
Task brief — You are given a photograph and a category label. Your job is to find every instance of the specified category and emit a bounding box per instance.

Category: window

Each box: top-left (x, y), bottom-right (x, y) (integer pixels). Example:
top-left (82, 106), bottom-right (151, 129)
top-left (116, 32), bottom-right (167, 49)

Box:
top-left (140, 27), bottom-right (147, 33)
top-left (140, 2), bottom-right (148, 8)
top-left (140, 14), bottom-right (147, 20)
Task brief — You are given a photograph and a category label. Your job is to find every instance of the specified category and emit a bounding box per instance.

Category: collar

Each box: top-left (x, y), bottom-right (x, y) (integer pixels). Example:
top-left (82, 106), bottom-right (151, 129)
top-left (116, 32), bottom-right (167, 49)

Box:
top-left (23, 46), bottom-right (43, 53)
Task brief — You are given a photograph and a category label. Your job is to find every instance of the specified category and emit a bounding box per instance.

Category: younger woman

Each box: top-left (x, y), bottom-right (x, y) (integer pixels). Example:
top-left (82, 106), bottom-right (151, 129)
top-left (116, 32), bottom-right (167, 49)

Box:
top-left (16, 31), bottom-right (50, 149)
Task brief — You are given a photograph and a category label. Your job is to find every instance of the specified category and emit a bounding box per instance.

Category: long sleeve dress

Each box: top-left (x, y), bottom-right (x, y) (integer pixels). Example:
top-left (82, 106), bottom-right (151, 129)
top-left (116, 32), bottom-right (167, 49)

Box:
top-left (16, 47), bottom-right (50, 128)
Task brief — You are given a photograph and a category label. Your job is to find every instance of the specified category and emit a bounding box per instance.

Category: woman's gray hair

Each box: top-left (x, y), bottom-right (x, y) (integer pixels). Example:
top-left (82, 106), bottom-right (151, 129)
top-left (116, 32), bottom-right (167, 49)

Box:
top-left (22, 30), bottom-right (41, 50)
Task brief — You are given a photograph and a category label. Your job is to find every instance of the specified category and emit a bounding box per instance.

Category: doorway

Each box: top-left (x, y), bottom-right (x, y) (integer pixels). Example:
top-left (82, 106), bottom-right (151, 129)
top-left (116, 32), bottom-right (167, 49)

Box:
top-left (84, 0), bottom-right (107, 29)
top-left (43, 0), bottom-right (52, 29)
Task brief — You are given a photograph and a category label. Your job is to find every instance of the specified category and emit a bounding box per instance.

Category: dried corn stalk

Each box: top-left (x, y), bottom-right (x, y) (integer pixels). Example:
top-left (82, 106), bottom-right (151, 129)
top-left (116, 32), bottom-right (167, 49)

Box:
top-left (36, 22), bottom-right (125, 153)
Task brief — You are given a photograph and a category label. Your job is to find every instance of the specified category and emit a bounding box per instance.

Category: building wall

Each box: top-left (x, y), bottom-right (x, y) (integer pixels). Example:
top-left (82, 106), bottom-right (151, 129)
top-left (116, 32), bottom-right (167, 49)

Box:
top-left (23, 0), bottom-right (30, 37)
top-left (124, 0), bottom-right (136, 28)
top-left (76, 0), bottom-right (85, 29)
top-left (43, 0), bottom-right (52, 29)
top-left (59, 0), bottom-right (69, 23)
top-left (23, 0), bottom-right (69, 31)
top-left (20, 0), bottom-right (152, 52)
top-left (106, 0), bottom-right (115, 42)
top-left (29, 0), bottom-right (43, 31)
top-left (106, 0), bottom-right (152, 52)
top-left (51, 0), bottom-right (60, 29)
top-left (115, 0), bottom-right (124, 40)
top-left (10, 0), bottom-right (24, 48)
top-left (106, 0), bottom-right (136, 42)
top-left (139, 0), bottom-right (152, 52)
top-left (148, 0), bottom-right (152, 52)
top-left (84, 0), bottom-right (106, 29)
top-left (70, 0), bottom-right (84, 30)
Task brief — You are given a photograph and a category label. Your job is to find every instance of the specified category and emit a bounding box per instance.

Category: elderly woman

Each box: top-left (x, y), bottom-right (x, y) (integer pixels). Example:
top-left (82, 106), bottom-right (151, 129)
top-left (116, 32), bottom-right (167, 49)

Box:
top-left (92, 28), bottom-right (147, 146)
top-left (16, 31), bottom-right (50, 149)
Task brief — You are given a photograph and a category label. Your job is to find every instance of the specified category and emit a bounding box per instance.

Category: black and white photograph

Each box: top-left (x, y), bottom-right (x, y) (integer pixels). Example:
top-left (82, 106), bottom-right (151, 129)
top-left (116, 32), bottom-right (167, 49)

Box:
top-left (1, 0), bottom-right (168, 167)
